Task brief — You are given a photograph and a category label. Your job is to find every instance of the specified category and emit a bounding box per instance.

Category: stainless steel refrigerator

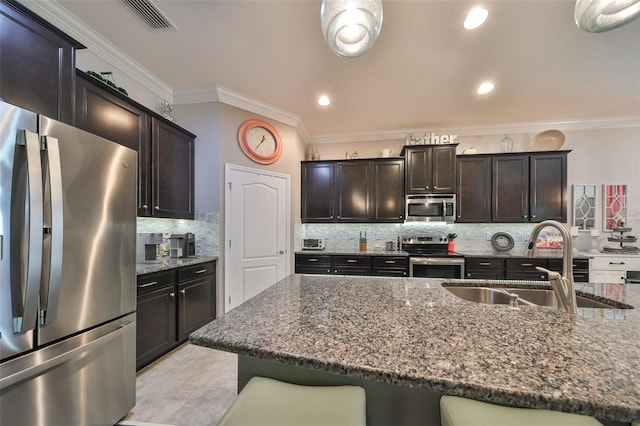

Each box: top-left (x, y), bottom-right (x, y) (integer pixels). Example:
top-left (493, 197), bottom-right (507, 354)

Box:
top-left (0, 100), bottom-right (137, 425)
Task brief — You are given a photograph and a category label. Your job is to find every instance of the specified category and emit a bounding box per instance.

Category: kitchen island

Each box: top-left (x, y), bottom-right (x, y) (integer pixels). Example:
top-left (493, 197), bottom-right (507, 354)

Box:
top-left (190, 275), bottom-right (640, 425)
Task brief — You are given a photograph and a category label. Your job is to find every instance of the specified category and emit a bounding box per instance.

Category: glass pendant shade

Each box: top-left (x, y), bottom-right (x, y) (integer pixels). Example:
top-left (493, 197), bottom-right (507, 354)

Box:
top-left (575, 0), bottom-right (640, 32)
top-left (321, 0), bottom-right (383, 58)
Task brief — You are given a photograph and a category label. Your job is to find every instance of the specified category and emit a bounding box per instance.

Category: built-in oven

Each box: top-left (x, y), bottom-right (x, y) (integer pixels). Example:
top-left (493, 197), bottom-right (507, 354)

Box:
top-left (405, 194), bottom-right (455, 223)
top-left (403, 236), bottom-right (465, 279)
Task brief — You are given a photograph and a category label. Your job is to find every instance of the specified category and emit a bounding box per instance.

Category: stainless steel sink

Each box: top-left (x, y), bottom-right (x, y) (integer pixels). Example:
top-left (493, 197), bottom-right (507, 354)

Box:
top-left (442, 285), bottom-right (633, 309)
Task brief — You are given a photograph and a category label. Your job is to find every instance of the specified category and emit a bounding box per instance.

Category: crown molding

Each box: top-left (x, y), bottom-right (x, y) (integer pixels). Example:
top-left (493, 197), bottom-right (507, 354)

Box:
top-left (174, 85), bottom-right (311, 142)
top-left (310, 116), bottom-right (640, 144)
top-left (18, 0), bottom-right (174, 102)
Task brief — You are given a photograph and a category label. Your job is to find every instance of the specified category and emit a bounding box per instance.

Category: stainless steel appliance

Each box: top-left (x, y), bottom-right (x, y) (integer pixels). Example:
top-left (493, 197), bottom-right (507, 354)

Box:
top-left (403, 236), bottom-right (465, 278)
top-left (302, 238), bottom-right (325, 250)
top-left (405, 194), bottom-right (456, 223)
top-left (0, 101), bottom-right (137, 425)
top-left (169, 232), bottom-right (196, 258)
top-left (137, 232), bottom-right (163, 263)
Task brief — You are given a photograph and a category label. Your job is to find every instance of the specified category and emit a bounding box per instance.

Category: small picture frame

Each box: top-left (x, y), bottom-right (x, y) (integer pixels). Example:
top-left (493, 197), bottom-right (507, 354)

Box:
top-left (572, 184), bottom-right (597, 230)
top-left (603, 184), bottom-right (627, 231)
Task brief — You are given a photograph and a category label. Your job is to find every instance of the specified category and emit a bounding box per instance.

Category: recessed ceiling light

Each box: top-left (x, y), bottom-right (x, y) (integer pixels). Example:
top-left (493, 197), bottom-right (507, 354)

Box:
top-left (464, 7), bottom-right (488, 30)
top-left (477, 81), bottom-right (494, 95)
top-left (318, 95), bottom-right (331, 106)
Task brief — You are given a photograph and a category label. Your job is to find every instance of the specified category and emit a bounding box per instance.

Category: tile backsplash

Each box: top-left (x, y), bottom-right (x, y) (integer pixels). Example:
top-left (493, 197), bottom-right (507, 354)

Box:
top-left (137, 213), bottom-right (219, 257)
top-left (297, 222), bottom-right (596, 254)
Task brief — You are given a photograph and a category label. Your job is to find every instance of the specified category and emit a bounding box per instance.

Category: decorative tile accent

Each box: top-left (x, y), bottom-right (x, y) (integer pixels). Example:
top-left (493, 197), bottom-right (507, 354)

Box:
top-left (137, 213), bottom-right (219, 257)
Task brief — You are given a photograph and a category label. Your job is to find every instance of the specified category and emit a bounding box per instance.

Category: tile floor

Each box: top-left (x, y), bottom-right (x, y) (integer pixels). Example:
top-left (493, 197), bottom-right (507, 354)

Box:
top-left (120, 343), bottom-right (238, 426)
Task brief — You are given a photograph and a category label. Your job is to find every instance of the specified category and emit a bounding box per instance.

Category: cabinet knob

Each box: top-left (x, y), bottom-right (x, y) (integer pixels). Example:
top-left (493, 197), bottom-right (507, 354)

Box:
top-left (180, 289), bottom-right (186, 294)
top-left (523, 214), bottom-right (528, 218)
top-left (425, 186), bottom-right (430, 189)
top-left (532, 214), bottom-right (536, 218)
top-left (155, 206), bottom-right (160, 211)
top-left (169, 292), bottom-right (175, 298)
top-left (142, 204), bottom-right (148, 209)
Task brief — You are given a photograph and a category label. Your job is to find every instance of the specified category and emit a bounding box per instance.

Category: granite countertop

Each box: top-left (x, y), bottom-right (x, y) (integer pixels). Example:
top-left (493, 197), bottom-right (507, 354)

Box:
top-left (296, 249), bottom-right (409, 256)
top-left (191, 275), bottom-right (640, 422)
top-left (136, 256), bottom-right (218, 275)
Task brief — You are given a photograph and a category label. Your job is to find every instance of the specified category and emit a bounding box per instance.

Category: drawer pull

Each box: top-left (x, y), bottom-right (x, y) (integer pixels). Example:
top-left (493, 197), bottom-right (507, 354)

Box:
top-left (520, 263), bottom-right (533, 267)
top-left (308, 259), bottom-right (318, 262)
top-left (139, 281), bottom-right (157, 288)
top-left (193, 269), bottom-right (208, 274)
top-left (384, 260), bottom-right (397, 264)
top-left (346, 259), bottom-right (358, 263)
top-left (609, 261), bottom-right (626, 265)
top-left (479, 262), bottom-right (491, 266)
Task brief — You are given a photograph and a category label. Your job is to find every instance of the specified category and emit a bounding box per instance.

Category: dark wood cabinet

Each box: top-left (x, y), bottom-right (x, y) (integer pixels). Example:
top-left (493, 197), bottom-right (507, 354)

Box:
top-left (301, 159), bottom-right (404, 223)
top-left (136, 261), bottom-right (216, 370)
top-left (371, 159), bottom-right (405, 222)
top-left (136, 270), bottom-right (178, 370)
top-left (505, 258), bottom-right (548, 280)
top-left (548, 258), bottom-right (589, 282)
top-left (295, 254), bottom-right (408, 276)
top-left (404, 145), bottom-right (457, 194)
top-left (0, 0), bottom-right (83, 123)
top-left (456, 151), bottom-right (569, 223)
top-left (152, 118), bottom-right (195, 219)
top-left (177, 262), bottom-right (216, 341)
top-left (456, 156), bottom-right (491, 223)
top-left (335, 161), bottom-right (370, 222)
top-left (529, 153), bottom-right (568, 222)
top-left (301, 162), bottom-right (334, 222)
top-left (295, 254), bottom-right (332, 274)
top-left (75, 71), bottom-right (195, 219)
top-left (372, 256), bottom-right (408, 277)
top-left (464, 257), bottom-right (505, 279)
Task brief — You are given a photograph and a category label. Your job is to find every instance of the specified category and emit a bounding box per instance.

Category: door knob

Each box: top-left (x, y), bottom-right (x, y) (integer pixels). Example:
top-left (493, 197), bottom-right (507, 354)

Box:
top-left (279, 250), bottom-right (285, 254)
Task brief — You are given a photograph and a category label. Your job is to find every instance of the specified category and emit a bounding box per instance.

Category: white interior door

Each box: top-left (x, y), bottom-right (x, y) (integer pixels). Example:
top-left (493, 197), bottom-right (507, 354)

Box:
top-left (224, 164), bottom-right (290, 312)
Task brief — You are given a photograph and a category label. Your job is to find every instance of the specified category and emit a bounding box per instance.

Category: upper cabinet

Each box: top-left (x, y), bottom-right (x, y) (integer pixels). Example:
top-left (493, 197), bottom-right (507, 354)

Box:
top-left (301, 158), bottom-right (404, 223)
top-left (0, 0), bottom-right (84, 123)
top-left (403, 145), bottom-right (457, 194)
top-left (75, 70), bottom-right (195, 219)
top-left (456, 151), bottom-right (569, 223)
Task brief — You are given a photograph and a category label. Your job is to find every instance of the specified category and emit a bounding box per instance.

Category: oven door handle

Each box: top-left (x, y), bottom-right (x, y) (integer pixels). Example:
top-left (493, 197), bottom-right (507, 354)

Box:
top-left (409, 257), bottom-right (465, 266)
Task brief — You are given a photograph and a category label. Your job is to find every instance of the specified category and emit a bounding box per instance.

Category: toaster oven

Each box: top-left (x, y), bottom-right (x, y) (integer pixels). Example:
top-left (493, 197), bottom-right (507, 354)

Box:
top-left (302, 238), bottom-right (325, 250)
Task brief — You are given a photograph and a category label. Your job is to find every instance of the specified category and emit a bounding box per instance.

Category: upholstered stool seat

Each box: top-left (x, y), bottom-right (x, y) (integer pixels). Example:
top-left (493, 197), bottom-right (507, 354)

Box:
top-left (440, 395), bottom-right (602, 426)
top-left (217, 376), bottom-right (366, 426)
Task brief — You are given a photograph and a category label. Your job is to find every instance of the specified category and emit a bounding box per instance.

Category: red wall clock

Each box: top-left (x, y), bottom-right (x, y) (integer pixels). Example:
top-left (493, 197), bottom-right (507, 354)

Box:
top-left (238, 119), bottom-right (283, 165)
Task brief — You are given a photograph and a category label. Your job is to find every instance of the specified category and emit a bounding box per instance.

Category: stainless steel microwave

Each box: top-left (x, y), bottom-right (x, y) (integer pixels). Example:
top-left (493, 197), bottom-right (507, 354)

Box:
top-left (405, 194), bottom-right (456, 223)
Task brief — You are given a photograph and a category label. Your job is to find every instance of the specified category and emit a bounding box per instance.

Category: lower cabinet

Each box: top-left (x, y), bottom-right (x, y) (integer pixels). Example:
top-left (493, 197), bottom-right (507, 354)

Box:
top-left (136, 261), bottom-right (216, 370)
top-left (589, 256), bottom-right (640, 283)
top-left (464, 257), bottom-right (589, 282)
top-left (295, 254), bottom-right (408, 276)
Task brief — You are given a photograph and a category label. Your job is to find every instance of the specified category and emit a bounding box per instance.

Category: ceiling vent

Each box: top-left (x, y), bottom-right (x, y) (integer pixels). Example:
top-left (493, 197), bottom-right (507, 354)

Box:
top-left (121, 0), bottom-right (176, 30)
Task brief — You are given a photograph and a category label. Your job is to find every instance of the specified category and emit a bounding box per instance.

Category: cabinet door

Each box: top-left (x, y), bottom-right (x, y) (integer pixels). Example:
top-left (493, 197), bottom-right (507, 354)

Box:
top-left (136, 285), bottom-right (177, 370)
top-left (0, 1), bottom-right (79, 124)
top-left (335, 161), bottom-right (370, 222)
top-left (75, 72), bottom-right (151, 216)
top-left (301, 162), bottom-right (335, 222)
top-left (178, 274), bottom-right (215, 341)
top-left (431, 145), bottom-right (456, 193)
top-left (492, 155), bottom-right (529, 222)
top-left (152, 118), bottom-right (195, 219)
top-left (371, 159), bottom-right (405, 222)
top-left (529, 153), bottom-right (567, 222)
top-left (456, 156), bottom-right (491, 223)
top-left (405, 147), bottom-right (432, 194)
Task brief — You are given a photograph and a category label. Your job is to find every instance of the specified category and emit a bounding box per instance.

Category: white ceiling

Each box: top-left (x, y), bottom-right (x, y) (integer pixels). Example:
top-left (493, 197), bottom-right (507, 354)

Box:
top-left (27, 0), bottom-right (640, 141)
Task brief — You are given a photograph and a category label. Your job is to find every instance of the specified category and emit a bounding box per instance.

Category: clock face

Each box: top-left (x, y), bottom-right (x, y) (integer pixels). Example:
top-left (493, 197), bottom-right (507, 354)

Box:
top-left (238, 119), bottom-right (282, 164)
top-left (247, 126), bottom-right (277, 157)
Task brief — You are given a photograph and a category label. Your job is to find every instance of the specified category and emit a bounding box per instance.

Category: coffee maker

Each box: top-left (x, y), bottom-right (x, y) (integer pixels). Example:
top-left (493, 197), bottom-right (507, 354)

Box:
top-left (136, 233), bottom-right (163, 263)
top-left (169, 233), bottom-right (196, 258)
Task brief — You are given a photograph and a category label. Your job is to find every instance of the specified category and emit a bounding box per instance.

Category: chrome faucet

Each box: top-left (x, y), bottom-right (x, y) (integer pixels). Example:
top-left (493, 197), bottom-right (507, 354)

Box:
top-left (524, 220), bottom-right (577, 314)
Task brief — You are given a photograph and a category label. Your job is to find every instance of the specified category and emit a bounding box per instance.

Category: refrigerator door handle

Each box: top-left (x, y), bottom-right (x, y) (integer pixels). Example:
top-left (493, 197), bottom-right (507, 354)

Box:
top-left (40, 136), bottom-right (64, 325)
top-left (12, 130), bottom-right (43, 334)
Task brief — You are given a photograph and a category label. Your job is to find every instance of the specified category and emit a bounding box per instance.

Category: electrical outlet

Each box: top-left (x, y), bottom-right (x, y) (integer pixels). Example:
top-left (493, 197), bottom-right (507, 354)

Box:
top-left (486, 231), bottom-right (492, 240)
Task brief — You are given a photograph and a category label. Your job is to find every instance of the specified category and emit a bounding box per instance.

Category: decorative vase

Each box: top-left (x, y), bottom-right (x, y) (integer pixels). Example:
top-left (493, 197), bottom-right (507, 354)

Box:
top-left (500, 135), bottom-right (513, 153)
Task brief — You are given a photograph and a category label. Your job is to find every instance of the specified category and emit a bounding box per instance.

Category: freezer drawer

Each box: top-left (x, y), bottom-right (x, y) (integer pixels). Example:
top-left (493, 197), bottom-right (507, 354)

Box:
top-left (0, 314), bottom-right (136, 426)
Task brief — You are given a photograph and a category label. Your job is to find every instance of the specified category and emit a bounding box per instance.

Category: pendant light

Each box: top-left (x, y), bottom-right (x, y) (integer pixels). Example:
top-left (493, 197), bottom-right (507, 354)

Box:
top-left (320, 0), bottom-right (383, 58)
top-left (575, 0), bottom-right (640, 32)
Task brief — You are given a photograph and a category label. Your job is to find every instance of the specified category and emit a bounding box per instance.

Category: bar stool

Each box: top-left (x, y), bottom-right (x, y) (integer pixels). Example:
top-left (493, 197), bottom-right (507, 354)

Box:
top-left (217, 376), bottom-right (366, 426)
top-left (440, 395), bottom-right (603, 426)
